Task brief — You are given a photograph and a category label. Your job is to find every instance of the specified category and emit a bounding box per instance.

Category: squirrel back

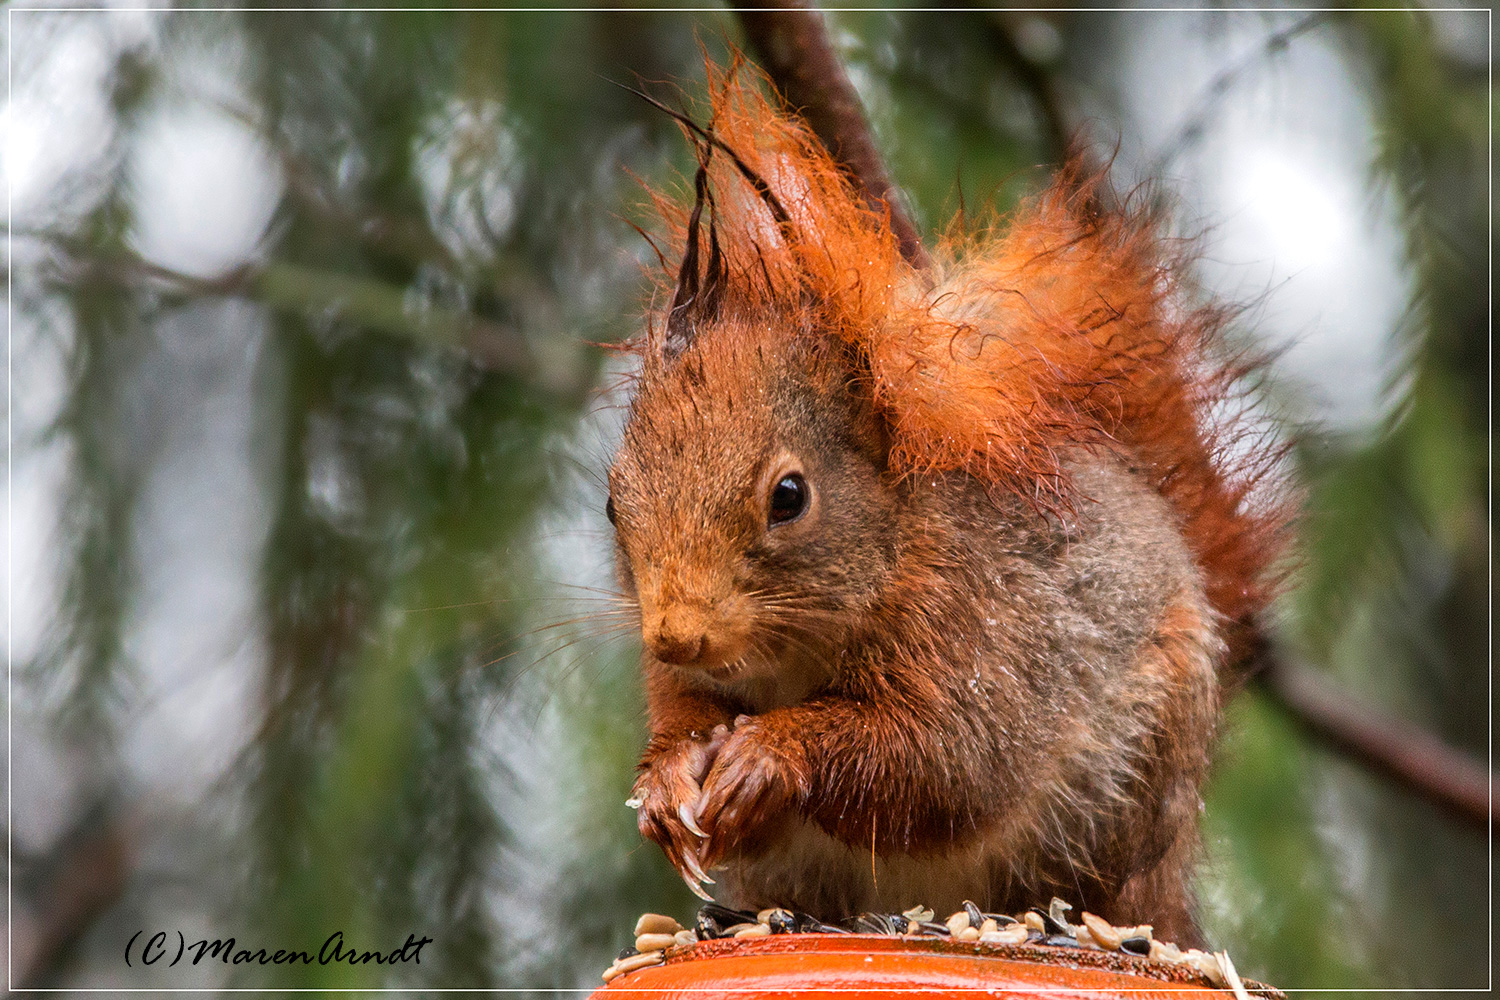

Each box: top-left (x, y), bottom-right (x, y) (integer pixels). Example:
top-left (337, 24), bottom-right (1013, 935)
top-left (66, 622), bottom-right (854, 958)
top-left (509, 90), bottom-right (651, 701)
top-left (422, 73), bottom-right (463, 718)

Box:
top-left (608, 59), bottom-right (1290, 941)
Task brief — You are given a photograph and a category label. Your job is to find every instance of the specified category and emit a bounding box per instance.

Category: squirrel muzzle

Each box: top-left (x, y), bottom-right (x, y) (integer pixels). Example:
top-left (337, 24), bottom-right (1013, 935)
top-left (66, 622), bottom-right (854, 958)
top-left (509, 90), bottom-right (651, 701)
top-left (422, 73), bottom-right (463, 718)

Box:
top-left (637, 572), bottom-right (752, 673)
top-left (646, 601), bottom-right (713, 665)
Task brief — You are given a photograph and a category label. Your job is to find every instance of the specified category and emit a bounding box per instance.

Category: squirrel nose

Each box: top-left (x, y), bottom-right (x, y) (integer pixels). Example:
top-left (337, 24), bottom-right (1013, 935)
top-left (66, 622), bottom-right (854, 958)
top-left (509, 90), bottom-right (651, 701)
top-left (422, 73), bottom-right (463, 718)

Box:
top-left (650, 631), bottom-right (705, 665)
top-left (647, 606), bottom-right (710, 665)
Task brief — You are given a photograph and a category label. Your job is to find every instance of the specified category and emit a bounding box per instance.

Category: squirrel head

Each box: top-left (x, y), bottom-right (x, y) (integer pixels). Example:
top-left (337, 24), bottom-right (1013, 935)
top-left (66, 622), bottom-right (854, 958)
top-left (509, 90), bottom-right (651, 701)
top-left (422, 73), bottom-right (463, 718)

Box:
top-left (608, 313), bottom-right (896, 686)
top-left (608, 57), bottom-right (1290, 681)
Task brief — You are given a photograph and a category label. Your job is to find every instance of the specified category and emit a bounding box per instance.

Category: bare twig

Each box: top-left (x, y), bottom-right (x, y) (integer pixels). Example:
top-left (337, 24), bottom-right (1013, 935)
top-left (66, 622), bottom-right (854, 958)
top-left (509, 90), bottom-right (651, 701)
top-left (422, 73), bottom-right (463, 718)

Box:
top-left (981, 12), bottom-right (1073, 165)
top-left (12, 803), bottom-right (138, 989)
top-left (1254, 648), bottom-right (1492, 831)
top-left (22, 229), bottom-right (567, 388)
top-left (730, 0), bottom-right (931, 271)
top-left (1146, 12), bottom-right (1328, 177)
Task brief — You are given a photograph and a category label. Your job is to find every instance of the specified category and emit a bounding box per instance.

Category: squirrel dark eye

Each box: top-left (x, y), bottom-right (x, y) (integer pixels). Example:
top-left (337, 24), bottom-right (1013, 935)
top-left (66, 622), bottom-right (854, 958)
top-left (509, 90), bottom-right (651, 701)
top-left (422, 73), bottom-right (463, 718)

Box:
top-left (768, 474), bottom-right (809, 526)
top-left (605, 495), bottom-right (616, 525)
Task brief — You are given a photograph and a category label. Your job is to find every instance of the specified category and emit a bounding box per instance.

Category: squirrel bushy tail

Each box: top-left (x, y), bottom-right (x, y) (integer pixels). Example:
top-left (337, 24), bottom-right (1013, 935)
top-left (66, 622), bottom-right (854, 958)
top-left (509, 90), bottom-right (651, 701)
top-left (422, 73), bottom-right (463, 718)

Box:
top-left (638, 57), bottom-right (1291, 664)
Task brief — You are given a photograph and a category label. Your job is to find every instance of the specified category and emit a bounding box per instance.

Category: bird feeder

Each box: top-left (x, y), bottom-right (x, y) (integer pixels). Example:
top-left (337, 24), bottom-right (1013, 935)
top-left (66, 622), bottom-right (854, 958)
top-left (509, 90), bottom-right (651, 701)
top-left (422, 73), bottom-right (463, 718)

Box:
top-left (594, 932), bottom-right (1282, 999)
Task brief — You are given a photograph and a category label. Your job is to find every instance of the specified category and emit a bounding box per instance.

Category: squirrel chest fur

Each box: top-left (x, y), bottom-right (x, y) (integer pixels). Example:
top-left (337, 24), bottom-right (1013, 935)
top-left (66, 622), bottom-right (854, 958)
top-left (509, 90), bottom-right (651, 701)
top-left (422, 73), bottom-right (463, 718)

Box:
top-left (605, 66), bottom-right (1285, 946)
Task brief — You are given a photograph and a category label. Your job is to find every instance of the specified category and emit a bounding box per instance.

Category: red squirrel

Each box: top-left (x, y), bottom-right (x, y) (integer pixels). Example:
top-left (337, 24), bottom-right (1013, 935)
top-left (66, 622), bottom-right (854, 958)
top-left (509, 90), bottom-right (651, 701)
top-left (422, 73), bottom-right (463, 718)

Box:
top-left (606, 61), bottom-right (1288, 946)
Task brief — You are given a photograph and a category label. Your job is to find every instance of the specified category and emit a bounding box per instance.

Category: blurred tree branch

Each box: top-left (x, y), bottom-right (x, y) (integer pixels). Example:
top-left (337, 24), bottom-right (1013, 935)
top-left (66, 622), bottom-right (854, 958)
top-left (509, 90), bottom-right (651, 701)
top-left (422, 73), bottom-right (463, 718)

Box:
top-left (211, 98), bottom-right (467, 274)
top-left (13, 803), bottom-right (137, 989)
top-left (18, 230), bottom-right (593, 398)
top-left (1252, 647), bottom-right (1493, 830)
top-left (730, 0), bottom-right (930, 270)
top-left (1145, 12), bottom-right (1328, 177)
top-left (729, 0), bottom-right (1493, 834)
top-left (980, 13), bottom-right (1072, 164)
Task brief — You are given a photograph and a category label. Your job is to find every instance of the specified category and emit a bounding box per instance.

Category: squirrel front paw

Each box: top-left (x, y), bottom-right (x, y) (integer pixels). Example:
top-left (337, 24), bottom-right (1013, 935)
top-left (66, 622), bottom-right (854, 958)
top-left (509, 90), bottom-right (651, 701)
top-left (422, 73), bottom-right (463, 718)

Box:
top-left (695, 716), bottom-right (809, 870)
top-left (631, 725), bottom-right (730, 900)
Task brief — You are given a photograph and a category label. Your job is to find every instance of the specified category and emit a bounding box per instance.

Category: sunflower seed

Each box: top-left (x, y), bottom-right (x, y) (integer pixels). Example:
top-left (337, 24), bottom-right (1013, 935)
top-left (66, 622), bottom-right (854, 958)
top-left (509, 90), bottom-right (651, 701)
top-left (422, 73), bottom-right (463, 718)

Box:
top-left (695, 903), bottom-right (754, 939)
top-left (1032, 904), bottom-right (1071, 936)
top-left (635, 913), bottom-right (684, 937)
top-left (978, 924), bottom-right (1029, 946)
top-left (796, 913), bottom-right (849, 934)
top-left (1149, 939), bottom-right (1183, 963)
top-left (1080, 912), bottom-right (1122, 951)
top-left (1183, 948), bottom-right (1227, 986)
top-left (605, 950), bottom-right (664, 981)
top-left (1219, 950), bottom-right (1252, 1000)
top-left (635, 933), bottom-right (677, 952)
top-left (849, 912), bottom-right (896, 935)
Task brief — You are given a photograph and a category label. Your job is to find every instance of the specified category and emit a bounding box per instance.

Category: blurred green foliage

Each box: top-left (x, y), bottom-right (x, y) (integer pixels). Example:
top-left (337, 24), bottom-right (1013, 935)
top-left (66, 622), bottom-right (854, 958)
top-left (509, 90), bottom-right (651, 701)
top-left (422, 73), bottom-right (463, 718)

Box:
top-left (6, 7), bottom-right (1488, 993)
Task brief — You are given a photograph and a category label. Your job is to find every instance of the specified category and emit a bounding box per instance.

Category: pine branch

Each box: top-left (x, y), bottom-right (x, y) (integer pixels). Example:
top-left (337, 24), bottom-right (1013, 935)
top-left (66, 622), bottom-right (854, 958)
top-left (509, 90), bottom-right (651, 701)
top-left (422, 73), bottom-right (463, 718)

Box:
top-left (22, 230), bottom-right (586, 394)
top-left (1252, 646), bottom-right (1492, 831)
top-left (730, 0), bottom-right (931, 271)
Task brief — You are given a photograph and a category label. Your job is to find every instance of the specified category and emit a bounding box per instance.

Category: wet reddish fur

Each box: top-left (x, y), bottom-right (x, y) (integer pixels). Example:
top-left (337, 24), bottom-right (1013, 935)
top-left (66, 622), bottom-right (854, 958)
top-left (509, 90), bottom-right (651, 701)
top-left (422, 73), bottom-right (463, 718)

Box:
top-left (634, 61), bottom-right (1287, 659)
top-left (615, 60), bottom-right (1292, 938)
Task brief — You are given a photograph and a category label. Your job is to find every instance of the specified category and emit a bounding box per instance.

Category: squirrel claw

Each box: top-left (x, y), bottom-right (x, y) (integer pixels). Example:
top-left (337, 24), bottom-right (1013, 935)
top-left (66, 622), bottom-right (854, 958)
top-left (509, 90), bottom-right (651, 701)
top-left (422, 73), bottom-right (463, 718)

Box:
top-left (679, 802), bottom-right (708, 839)
top-left (680, 867), bottom-right (714, 901)
top-left (682, 847), bottom-right (715, 885)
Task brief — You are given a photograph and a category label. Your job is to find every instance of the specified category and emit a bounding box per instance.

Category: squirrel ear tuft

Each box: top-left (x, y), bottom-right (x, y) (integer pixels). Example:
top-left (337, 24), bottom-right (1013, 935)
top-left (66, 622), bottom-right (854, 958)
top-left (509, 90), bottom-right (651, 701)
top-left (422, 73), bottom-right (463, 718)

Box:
top-left (642, 69), bottom-right (798, 363)
top-left (662, 142), bottom-right (725, 360)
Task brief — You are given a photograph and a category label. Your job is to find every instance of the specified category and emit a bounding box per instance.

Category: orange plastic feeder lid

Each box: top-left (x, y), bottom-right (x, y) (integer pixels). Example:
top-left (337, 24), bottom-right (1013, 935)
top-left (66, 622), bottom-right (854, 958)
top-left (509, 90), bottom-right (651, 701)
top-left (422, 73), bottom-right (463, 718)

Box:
top-left (594, 933), bottom-right (1282, 999)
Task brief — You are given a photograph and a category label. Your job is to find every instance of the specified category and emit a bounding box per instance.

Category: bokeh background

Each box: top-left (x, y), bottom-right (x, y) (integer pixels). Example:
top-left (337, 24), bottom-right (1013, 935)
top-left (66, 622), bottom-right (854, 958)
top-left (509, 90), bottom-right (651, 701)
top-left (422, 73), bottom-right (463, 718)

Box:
top-left (2, 6), bottom-right (1490, 993)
